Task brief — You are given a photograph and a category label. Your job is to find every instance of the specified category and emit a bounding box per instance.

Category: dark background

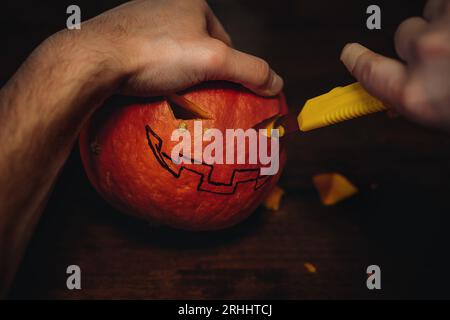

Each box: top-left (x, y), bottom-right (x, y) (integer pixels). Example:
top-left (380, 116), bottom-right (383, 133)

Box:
top-left (3, 0), bottom-right (450, 299)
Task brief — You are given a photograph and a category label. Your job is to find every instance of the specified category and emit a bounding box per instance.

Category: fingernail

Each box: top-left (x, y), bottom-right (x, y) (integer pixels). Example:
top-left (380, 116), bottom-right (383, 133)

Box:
top-left (269, 72), bottom-right (284, 95)
top-left (340, 43), bottom-right (368, 72)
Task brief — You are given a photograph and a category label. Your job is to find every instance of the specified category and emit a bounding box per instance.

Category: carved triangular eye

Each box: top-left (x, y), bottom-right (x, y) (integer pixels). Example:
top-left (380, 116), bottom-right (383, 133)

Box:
top-left (167, 98), bottom-right (198, 120)
top-left (252, 115), bottom-right (279, 131)
top-left (166, 94), bottom-right (212, 120)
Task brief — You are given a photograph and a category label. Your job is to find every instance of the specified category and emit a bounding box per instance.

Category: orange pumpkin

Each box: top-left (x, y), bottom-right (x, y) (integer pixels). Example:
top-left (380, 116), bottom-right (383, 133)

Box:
top-left (79, 82), bottom-right (287, 230)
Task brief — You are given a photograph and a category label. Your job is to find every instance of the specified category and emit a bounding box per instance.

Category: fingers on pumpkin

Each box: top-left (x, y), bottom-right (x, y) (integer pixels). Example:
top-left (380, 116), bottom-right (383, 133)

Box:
top-left (312, 173), bottom-right (358, 206)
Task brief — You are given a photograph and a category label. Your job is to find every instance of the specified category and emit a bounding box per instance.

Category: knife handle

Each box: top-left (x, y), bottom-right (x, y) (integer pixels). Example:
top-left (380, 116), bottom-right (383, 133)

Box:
top-left (297, 82), bottom-right (388, 132)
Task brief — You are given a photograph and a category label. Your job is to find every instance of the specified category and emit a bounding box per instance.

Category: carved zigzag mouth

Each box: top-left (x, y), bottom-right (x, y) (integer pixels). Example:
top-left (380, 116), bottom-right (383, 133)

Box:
top-left (145, 125), bottom-right (271, 195)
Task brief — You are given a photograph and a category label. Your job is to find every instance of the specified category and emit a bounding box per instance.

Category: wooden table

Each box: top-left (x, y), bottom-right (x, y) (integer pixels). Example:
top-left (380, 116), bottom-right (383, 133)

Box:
top-left (4, 0), bottom-right (450, 299)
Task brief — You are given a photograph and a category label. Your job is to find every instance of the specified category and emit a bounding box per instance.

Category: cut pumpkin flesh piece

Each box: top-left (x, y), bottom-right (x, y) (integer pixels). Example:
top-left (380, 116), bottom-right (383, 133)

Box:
top-left (166, 94), bottom-right (213, 119)
top-left (253, 115), bottom-right (286, 138)
top-left (263, 185), bottom-right (285, 211)
top-left (312, 173), bottom-right (358, 206)
top-left (304, 262), bottom-right (317, 273)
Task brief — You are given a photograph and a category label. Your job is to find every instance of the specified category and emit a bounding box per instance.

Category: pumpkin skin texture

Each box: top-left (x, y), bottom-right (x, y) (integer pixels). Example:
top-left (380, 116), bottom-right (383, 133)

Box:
top-left (79, 82), bottom-right (287, 230)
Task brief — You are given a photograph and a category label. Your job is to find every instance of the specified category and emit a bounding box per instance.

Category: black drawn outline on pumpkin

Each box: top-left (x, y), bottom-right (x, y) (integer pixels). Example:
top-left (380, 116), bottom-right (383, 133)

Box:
top-left (145, 125), bottom-right (271, 195)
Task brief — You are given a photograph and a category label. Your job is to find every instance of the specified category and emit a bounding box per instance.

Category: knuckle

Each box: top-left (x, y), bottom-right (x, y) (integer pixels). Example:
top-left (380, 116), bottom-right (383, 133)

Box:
top-left (357, 54), bottom-right (379, 84)
top-left (202, 41), bottom-right (229, 71)
top-left (400, 86), bottom-right (414, 110)
top-left (253, 59), bottom-right (272, 88)
top-left (411, 33), bottom-right (446, 59)
top-left (412, 35), bottom-right (430, 58)
top-left (394, 18), bottom-right (412, 49)
top-left (400, 82), bottom-right (423, 112)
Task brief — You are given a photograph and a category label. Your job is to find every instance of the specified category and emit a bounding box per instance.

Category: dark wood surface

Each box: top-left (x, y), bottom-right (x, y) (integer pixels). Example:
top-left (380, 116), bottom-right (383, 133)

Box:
top-left (4, 0), bottom-right (450, 299)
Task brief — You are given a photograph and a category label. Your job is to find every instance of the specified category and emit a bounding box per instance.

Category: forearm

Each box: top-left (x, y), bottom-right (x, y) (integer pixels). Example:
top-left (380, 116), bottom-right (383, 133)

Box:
top-left (0, 0), bottom-right (284, 297)
top-left (0, 31), bottom-right (119, 295)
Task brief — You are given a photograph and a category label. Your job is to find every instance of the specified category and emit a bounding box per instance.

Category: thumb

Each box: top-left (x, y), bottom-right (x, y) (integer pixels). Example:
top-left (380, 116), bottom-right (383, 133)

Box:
top-left (205, 40), bottom-right (284, 96)
top-left (340, 43), bottom-right (408, 110)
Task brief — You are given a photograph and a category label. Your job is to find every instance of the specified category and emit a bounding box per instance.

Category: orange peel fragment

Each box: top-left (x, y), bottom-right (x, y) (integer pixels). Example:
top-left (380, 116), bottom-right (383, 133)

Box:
top-left (312, 173), bottom-right (358, 206)
top-left (262, 117), bottom-right (285, 138)
top-left (263, 185), bottom-right (285, 211)
top-left (304, 262), bottom-right (317, 273)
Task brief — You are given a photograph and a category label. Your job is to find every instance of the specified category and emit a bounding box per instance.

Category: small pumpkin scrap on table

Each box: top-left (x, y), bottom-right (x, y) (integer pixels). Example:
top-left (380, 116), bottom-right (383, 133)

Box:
top-left (312, 173), bottom-right (358, 206)
top-left (263, 185), bottom-right (285, 211)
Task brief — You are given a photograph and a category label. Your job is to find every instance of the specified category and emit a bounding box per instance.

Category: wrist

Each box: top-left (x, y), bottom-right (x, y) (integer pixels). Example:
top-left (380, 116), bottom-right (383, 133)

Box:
top-left (0, 29), bottom-right (127, 151)
top-left (40, 29), bottom-right (125, 105)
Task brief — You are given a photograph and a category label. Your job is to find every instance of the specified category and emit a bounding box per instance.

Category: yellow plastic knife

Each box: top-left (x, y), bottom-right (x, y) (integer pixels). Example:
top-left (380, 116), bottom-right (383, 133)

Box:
top-left (275, 82), bottom-right (388, 134)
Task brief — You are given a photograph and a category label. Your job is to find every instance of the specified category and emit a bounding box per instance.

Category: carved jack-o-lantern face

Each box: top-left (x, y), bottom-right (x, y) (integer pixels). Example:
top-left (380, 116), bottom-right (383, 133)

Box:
top-left (79, 82), bottom-right (287, 230)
